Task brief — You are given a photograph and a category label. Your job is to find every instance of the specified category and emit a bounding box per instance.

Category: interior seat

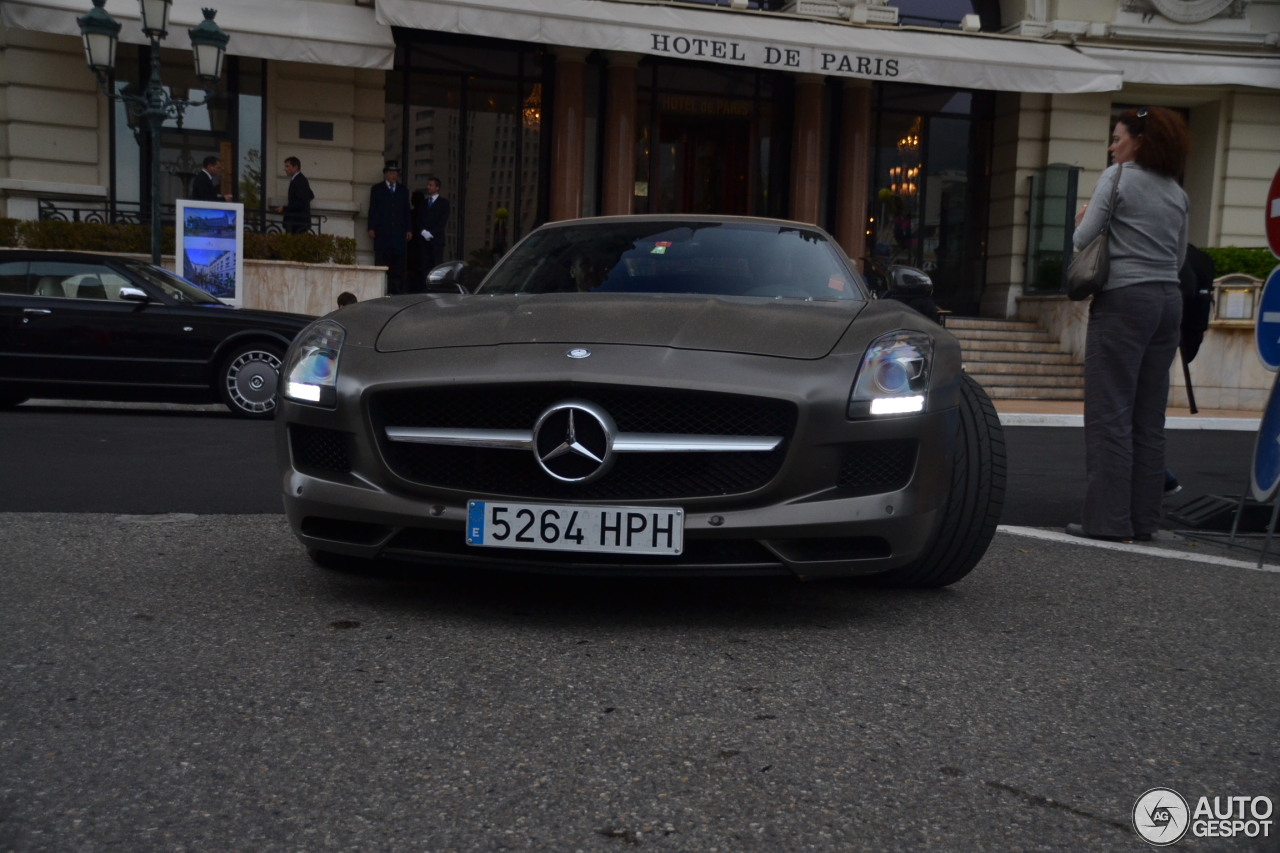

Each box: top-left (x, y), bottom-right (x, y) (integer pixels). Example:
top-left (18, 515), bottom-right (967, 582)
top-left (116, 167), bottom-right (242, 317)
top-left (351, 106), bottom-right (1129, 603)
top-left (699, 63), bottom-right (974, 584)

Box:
top-left (34, 276), bottom-right (67, 298)
top-left (75, 277), bottom-right (108, 300)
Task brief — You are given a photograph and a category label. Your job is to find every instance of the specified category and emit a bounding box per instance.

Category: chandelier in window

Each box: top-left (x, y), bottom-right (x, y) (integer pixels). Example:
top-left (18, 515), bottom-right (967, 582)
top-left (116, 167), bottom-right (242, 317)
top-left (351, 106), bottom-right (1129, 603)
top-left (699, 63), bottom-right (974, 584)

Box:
top-left (896, 117), bottom-right (921, 157)
top-left (522, 83), bottom-right (542, 130)
top-left (888, 165), bottom-right (919, 196)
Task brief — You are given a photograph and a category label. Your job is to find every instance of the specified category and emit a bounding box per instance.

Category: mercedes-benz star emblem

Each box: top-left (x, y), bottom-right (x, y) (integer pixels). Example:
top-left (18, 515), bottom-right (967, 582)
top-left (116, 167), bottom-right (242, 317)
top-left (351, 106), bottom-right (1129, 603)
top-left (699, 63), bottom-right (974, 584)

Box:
top-left (532, 400), bottom-right (616, 483)
top-left (567, 348), bottom-right (591, 359)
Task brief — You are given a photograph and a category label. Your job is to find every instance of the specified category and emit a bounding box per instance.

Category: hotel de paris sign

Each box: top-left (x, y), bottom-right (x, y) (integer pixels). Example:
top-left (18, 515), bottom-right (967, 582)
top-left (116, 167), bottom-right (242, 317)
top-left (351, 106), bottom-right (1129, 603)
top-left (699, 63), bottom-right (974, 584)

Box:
top-left (648, 32), bottom-right (902, 79)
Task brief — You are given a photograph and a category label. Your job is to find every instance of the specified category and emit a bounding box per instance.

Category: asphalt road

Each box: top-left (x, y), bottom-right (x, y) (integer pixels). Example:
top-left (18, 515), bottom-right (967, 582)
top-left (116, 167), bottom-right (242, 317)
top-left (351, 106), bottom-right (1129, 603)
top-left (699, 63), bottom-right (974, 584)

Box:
top-left (1, 404), bottom-right (1276, 851)
top-left (2, 513), bottom-right (1277, 852)
top-left (0, 402), bottom-right (1259, 524)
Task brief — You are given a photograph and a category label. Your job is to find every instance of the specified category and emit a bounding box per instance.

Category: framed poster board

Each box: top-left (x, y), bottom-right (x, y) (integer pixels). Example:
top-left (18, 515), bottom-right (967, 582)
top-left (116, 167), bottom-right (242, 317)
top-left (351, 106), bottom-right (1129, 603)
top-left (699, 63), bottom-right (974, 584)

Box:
top-left (176, 200), bottom-right (245, 306)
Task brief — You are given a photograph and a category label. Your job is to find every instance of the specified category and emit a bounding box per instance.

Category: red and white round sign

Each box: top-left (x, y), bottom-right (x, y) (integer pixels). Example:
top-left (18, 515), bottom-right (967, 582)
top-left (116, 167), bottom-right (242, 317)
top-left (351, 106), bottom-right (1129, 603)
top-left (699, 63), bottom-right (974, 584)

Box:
top-left (1268, 163), bottom-right (1280, 260)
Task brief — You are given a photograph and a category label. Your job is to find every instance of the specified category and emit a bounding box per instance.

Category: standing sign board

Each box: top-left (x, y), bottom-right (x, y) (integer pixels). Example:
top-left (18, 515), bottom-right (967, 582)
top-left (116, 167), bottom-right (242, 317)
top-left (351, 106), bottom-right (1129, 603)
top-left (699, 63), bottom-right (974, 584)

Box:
top-left (1255, 266), bottom-right (1280, 372)
top-left (176, 200), bottom-right (245, 306)
top-left (1252, 370), bottom-right (1280, 501)
top-left (1267, 163), bottom-right (1280, 260)
top-left (1249, 162), bottom-right (1280, 500)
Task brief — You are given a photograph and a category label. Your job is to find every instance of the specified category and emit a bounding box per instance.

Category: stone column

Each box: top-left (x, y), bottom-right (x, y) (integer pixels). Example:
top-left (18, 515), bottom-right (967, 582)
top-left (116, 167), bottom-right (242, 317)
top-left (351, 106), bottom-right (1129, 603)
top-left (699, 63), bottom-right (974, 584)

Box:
top-left (601, 52), bottom-right (639, 217)
top-left (550, 48), bottom-right (590, 221)
top-left (835, 80), bottom-right (873, 270)
top-left (789, 74), bottom-right (824, 226)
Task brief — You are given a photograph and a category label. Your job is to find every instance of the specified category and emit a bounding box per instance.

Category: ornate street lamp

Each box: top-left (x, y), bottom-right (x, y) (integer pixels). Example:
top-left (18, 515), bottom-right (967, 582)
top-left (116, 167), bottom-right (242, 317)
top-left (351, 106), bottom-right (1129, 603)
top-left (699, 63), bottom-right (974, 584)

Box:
top-left (188, 8), bottom-right (229, 85)
top-left (77, 0), bottom-right (121, 74)
top-left (76, 0), bottom-right (229, 265)
top-left (138, 0), bottom-right (171, 39)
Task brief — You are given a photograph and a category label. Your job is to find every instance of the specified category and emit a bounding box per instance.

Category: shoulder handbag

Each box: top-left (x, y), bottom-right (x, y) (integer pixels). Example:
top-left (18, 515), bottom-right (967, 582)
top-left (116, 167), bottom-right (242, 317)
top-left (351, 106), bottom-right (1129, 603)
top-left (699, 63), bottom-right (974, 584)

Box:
top-left (1066, 163), bottom-right (1122, 301)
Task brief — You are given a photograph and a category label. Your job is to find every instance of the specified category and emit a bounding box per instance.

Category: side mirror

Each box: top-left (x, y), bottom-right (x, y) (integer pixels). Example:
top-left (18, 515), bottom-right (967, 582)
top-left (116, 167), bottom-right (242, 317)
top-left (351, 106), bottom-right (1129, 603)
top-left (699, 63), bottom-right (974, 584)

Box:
top-left (119, 287), bottom-right (151, 302)
top-left (426, 260), bottom-right (469, 293)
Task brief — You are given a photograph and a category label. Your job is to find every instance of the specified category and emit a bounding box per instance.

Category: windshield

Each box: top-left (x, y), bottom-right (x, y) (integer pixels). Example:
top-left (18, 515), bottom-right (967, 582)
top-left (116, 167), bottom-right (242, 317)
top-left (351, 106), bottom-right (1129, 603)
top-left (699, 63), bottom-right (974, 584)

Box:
top-left (120, 260), bottom-right (224, 305)
top-left (477, 221), bottom-right (864, 301)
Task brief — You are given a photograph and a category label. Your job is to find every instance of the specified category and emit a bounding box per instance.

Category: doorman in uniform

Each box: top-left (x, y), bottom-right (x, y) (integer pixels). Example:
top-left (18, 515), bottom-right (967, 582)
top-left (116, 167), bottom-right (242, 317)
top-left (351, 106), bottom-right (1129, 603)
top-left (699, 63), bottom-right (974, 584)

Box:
top-left (416, 176), bottom-right (450, 274)
top-left (368, 160), bottom-right (412, 295)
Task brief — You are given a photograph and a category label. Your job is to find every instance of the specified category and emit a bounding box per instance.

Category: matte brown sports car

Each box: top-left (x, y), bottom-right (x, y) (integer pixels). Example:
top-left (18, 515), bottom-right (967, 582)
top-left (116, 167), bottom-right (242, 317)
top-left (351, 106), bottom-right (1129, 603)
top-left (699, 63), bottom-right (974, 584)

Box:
top-left (276, 216), bottom-right (1005, 587)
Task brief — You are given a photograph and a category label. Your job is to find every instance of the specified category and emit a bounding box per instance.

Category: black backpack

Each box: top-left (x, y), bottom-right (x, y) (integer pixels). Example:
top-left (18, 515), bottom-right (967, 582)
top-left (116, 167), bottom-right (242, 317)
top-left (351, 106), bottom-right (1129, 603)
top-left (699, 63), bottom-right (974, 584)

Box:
top-left (1179, 245), bottom-right (1215, 364)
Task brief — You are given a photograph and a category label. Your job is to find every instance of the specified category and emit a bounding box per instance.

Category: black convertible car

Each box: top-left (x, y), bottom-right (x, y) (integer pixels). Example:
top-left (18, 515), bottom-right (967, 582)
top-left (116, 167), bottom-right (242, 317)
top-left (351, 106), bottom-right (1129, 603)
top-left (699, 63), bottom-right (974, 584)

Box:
top-left (0, 250), bottom-right (311, 418)
top-left (277, 216), bottom-right (1005, 586)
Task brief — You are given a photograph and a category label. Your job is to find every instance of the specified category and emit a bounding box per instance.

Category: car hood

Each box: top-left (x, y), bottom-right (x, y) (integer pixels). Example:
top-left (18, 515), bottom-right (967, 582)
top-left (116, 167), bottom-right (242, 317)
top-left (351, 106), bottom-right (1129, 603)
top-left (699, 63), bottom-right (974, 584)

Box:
top-left (375, 293), bottom-right (865, 359)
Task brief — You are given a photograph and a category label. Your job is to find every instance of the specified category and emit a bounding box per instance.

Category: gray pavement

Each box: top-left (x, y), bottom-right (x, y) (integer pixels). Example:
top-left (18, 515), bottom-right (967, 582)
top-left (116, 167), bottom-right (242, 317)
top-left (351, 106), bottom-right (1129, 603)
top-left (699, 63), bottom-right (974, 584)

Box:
top-left (2, 512), bottom-right (1277, 852)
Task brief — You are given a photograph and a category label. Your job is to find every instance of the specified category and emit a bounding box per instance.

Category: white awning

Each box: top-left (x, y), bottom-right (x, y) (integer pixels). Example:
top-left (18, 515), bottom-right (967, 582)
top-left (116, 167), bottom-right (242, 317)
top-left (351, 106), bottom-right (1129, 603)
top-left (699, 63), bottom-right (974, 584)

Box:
top-left (1080, 45), bottom-right (1280, 89)
top-left (376, 0), bottom-right (1123, 93)
top-left (0, 0), bottom-right (396, 70)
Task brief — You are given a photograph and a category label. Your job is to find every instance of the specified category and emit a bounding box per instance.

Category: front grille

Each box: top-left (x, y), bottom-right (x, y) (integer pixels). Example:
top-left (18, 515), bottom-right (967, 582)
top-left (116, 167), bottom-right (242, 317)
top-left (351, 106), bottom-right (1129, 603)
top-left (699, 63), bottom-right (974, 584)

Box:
top-left (383, 527), bottom-right (785, 571)
top-left (371, 385), bottom-right (795, 500)
top-left (291, 425), bottom-right (351, 473)
top-left (837, 439), bottom-right (917, 492)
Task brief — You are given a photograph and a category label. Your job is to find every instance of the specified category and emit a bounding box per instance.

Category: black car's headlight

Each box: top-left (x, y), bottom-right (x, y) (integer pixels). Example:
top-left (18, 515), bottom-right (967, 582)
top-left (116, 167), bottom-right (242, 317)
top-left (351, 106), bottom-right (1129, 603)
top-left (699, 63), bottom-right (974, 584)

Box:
top-left (848, 331), bottom-right (933, 418)
top-left (282, 320), bottom-right (344, 407)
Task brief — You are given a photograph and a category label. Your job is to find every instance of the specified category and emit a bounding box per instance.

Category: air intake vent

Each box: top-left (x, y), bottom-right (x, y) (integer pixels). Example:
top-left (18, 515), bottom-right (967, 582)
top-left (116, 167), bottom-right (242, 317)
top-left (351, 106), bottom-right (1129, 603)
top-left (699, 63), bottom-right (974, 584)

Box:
top-left (290, 425), bottom-right (351, 473)
top-left (837, 439), bottom-right (917, 492)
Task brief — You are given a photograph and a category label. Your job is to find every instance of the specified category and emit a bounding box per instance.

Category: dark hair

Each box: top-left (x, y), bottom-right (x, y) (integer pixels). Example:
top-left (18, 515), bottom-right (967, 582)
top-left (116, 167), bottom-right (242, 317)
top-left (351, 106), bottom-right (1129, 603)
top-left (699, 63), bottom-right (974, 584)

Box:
top-left (1116, 107), bottom-right (1189, 178)
top-left (336, 291), bottom-right (357, 307)
top-left (202, 155), bottom-right (221, 169)
top-left (284, 156), bottom-right (301, 169)
top-left (425, 176), bottom-right (441, 187)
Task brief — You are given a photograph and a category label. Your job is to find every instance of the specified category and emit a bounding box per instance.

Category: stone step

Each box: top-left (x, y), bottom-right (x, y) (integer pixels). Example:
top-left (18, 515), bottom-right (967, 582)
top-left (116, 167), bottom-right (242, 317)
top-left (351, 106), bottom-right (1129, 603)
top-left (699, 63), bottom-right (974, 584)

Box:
top-left (966, 372), bottom-right (1084, 388)
top-left (949, 328), bottom-right (1054, 343)
top-left (960, 348), bottom-right (1077, 364)
top-left (944, 317), bottom-right (1040, 332)
top-left (978, 385), bottom-right (1085, 400)
top-left (962, 361), bottom-right (1084, 376)
top-left (957, 339), bottom-right (1069, 354)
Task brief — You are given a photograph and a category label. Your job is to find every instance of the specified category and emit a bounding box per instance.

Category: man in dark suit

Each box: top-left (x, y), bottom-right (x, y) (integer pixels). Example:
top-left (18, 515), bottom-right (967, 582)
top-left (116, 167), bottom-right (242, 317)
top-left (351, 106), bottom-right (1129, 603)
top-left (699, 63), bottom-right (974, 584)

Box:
top-left (273, 156), bottom-right (314, 234)
top-left (367, 161), bottom-right (412, 295)
top-left (415, 176), bottom-right (450, 274)
top-left (189, 155), bottom-right (230, 202)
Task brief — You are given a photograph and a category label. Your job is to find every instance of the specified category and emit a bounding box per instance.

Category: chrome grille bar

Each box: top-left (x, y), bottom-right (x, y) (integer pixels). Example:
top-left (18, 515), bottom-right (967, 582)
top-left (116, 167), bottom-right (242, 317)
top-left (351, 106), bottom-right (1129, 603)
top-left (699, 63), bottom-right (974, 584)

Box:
top-left (384, 428), bottom-right (532, 450)
top-left (611, 434), bottom-right (782, 452)
top-left (384, 427), bottom-right (782, 453)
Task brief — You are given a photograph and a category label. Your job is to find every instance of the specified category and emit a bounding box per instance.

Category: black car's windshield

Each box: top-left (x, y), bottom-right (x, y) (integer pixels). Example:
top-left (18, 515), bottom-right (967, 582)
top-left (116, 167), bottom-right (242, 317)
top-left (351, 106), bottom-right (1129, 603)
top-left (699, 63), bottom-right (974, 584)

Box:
top-left (478, 221), bottom-right (864, 301)
top-left (120, 260), bottom-right (224, 305)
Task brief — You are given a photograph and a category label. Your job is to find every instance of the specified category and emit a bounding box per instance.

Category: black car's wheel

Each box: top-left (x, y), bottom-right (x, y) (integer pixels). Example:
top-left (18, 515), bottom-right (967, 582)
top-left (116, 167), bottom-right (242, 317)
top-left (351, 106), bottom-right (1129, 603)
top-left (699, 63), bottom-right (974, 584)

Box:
top-left (218, 342), bottom-right (284, 419)
top-left (0, 392), bottom-right (29, 408)
top-left (877, 374), bottom-right (1006, 588)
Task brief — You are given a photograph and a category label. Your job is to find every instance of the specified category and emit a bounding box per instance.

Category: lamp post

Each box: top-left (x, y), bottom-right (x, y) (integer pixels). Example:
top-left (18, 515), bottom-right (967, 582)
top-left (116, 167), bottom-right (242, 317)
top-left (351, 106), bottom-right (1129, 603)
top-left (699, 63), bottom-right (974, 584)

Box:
top-left (77, 0), bottom-right (229, 265)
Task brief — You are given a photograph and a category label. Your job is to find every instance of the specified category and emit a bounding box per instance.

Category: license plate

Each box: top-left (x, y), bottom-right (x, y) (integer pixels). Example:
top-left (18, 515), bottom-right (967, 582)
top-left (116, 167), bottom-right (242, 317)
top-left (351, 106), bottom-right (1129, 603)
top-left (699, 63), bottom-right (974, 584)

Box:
top-left (466, 501), bottom-right (684, 555)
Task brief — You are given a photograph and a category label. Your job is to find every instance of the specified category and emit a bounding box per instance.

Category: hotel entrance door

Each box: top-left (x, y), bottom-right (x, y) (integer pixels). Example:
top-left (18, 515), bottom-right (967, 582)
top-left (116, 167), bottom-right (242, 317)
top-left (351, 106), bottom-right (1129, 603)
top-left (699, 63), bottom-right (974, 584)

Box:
top-left (654, 115), bottom-right (751, 215)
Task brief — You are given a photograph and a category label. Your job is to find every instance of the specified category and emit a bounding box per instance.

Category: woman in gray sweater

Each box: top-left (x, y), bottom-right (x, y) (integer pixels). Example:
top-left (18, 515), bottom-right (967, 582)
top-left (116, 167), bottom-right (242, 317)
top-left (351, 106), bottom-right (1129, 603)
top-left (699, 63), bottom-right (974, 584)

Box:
top-left (1068, 107), bottom-right (1190, 542)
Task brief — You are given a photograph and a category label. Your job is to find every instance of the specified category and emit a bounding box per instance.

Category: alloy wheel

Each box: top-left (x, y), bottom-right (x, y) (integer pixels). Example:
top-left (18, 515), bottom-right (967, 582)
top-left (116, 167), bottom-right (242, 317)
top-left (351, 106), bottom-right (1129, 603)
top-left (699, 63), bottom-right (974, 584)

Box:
top-left (225, 348), bottom-right (282, 415)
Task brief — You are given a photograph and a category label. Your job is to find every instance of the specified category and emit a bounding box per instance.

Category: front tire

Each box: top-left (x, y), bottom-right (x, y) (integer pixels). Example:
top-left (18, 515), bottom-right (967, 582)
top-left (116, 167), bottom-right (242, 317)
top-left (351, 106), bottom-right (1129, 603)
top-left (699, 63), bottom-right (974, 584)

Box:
top-left (218, 342), bottom-right (283, 420)
top-left (877, 374), bottom-right (1006, 588)
top-left (0, 392), bottom-right (29, 409)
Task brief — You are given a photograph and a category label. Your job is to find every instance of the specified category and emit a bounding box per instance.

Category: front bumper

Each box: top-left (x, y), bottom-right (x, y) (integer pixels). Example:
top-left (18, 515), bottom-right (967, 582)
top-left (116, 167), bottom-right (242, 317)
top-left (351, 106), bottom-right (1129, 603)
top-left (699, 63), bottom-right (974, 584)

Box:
top-left (276, 342), bottom-right (958, 580)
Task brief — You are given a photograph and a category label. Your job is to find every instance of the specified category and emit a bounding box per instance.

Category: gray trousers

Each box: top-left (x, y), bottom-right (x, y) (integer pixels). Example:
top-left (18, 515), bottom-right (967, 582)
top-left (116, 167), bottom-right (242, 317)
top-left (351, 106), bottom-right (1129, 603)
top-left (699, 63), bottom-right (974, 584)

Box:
top-left (1082, 282), bottom-right (1182, 538)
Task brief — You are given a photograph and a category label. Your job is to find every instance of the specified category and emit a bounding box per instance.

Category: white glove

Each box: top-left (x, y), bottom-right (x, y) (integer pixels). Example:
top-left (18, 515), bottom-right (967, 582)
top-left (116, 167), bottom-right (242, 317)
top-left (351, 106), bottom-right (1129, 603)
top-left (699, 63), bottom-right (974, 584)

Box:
top-left (421, 230), bottom-right (433, 241)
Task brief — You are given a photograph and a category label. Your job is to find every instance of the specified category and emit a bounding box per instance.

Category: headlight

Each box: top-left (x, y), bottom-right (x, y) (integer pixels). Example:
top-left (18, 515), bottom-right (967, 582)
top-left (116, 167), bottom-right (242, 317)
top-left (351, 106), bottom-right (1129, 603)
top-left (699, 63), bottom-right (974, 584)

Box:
top-left (282, 320), bottom-right (344, 407)
top-left (848, 331), bottom-right (932, 418)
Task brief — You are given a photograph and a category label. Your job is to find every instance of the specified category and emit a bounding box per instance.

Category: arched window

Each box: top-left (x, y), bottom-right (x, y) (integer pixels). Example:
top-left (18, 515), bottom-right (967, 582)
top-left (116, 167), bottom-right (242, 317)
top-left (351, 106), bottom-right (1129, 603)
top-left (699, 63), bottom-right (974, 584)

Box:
top-left (895, 0), bottom-right (1001, 29)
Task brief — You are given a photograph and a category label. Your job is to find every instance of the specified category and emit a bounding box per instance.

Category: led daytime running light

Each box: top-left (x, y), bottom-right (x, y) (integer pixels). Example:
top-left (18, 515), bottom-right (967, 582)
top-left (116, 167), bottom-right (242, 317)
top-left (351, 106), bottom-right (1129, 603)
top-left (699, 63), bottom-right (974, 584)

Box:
top-left (283, 320), bottom-right (344, 406)
top-left (849, 330), bottom-right (933, 418)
